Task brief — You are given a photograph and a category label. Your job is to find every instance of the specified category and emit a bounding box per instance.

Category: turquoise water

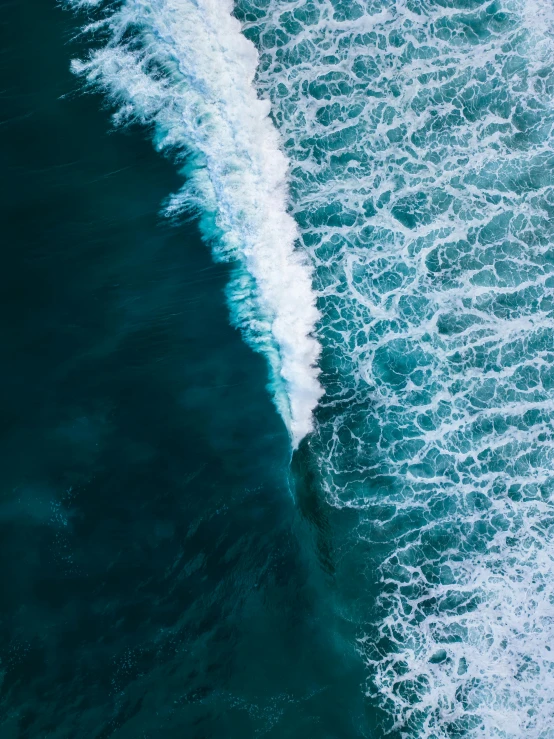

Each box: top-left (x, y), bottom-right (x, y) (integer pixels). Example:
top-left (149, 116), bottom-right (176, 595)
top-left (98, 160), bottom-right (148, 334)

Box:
top-left (237, 1), bottom-right (554, 736)
top-left (5, 0), bottom-right (554, 737)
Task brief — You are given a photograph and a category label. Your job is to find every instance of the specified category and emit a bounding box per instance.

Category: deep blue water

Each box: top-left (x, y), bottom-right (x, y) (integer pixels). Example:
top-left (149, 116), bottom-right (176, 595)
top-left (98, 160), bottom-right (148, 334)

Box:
top-left (0, 2), bottom-right (366, 737)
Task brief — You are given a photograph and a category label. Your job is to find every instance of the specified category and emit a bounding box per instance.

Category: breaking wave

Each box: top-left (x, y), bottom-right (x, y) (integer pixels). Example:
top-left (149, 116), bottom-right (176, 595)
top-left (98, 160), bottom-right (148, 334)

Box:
top-left (68, 0), bottom-right (554, 735)
top-left (69, 0), bottom-right (322, 445)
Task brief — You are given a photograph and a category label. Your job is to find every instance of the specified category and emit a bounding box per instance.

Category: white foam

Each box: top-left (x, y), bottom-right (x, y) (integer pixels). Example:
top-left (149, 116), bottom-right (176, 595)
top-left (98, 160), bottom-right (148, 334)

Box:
top-left (69, 0), bottom-right (322, 446)
top-left (239, 0), bottom-right (554, 734)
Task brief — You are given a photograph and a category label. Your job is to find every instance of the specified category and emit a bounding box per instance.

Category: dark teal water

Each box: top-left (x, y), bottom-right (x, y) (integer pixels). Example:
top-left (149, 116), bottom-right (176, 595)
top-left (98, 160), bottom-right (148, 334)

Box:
top-left (0, 2), bottom-right (367, 737)
top-left (9, 1), bottom-right (553, 736)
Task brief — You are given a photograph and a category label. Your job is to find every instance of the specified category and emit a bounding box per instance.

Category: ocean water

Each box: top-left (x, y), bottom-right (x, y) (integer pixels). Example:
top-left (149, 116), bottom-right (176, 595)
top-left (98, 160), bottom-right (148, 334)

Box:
top-left (235, 1), bottom-right (554, 736)
top-left (0, 1), bottom-right (366, 737)
top-left (4, 0), bottom-right (554, 737)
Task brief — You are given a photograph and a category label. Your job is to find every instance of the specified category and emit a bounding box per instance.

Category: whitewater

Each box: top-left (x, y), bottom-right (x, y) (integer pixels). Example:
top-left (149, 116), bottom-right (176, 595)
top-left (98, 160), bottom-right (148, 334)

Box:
top-left (70, 0), bottom-right (554, 737)
top-left (69, 0), bottom-right (322, 445)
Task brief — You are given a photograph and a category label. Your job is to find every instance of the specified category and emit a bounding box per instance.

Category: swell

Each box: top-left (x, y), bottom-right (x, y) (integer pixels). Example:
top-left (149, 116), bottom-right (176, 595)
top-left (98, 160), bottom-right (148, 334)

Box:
top-left (68, 0), bottom-right (322, 446)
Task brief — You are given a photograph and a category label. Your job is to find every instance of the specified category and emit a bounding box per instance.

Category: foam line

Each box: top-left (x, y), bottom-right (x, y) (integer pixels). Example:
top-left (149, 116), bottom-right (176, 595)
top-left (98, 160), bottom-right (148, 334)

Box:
top-left (69, 0), bottom-right (323, 446)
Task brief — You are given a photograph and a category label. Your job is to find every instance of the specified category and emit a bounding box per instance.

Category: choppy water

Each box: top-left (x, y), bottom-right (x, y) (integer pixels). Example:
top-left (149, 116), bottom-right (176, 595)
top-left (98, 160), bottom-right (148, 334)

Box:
top-left (233, 2), bottom-right (554, 737)
top-left (29, 0), bottom-right (554, 736)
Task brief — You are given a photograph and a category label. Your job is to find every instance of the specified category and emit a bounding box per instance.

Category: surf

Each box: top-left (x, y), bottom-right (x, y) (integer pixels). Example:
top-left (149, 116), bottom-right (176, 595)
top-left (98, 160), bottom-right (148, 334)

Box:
top-left (68, 0), bottom-right (554, 735)
top-left (68, 0), bottom-right (323, 446)
top-left (235, 0), bottom-right (554, 736)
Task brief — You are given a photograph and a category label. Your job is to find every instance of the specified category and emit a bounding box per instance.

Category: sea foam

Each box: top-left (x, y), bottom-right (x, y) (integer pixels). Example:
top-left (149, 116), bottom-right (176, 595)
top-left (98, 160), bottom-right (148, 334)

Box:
top-left (69, 0), bottom-right (554, 734)
top-left (236, 0), bottom-right (554, 736)
top-left (69, 0), bottom-right (322, 446)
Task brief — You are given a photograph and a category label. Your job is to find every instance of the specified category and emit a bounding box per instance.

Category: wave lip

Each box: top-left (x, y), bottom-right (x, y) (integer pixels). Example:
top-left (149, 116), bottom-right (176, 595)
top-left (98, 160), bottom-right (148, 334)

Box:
top-left (70, 0), bottom-right (322, 446)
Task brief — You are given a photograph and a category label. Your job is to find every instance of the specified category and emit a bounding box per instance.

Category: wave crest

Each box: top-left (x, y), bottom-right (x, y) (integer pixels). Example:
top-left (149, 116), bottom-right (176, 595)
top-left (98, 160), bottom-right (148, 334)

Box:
top-left (69, 0), bottom-right (322, 445)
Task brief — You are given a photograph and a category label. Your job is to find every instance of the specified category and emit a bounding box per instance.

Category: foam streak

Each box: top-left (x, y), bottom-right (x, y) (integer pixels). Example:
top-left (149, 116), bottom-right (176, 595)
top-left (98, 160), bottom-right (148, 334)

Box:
top-left (70, 0), bottom-right (322, 445)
